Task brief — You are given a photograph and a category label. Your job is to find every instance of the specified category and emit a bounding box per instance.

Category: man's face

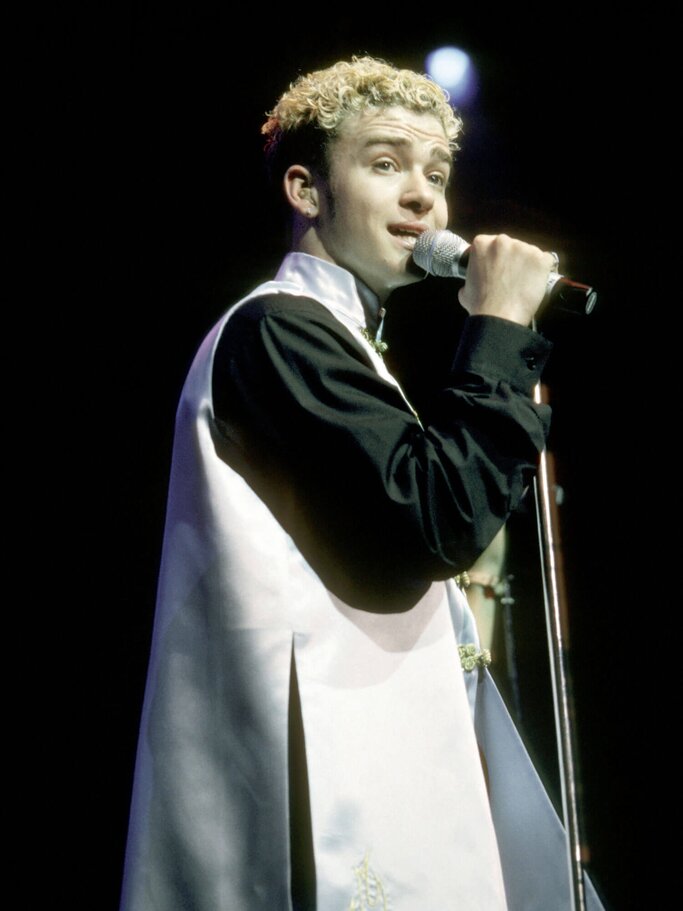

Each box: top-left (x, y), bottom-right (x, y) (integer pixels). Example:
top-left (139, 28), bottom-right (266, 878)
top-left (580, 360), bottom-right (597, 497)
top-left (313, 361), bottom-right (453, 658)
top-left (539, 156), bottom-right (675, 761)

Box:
top-left (314, 106), bottom-right (451, 301)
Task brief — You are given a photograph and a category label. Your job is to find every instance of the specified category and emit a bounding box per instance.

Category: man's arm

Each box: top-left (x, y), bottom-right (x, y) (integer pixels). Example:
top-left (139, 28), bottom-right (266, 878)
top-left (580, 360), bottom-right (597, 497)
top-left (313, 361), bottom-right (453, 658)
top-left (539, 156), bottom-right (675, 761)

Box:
top-left (212, 294), bottom-right (551, 611)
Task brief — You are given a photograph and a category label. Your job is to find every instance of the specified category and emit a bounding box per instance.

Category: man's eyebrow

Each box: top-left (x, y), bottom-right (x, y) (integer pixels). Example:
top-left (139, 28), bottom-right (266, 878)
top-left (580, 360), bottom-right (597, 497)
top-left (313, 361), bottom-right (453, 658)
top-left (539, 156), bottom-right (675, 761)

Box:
top-left (429, 147), bottom-right (453, 166)
top-left (362, 135), bottom-right (452, 165)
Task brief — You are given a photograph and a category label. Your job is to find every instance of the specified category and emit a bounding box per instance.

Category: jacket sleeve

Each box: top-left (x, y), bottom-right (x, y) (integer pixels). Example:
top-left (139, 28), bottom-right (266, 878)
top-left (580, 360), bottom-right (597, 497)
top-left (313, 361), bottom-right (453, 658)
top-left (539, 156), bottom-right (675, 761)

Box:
top-left (212, 293), bottom-right (551, 611)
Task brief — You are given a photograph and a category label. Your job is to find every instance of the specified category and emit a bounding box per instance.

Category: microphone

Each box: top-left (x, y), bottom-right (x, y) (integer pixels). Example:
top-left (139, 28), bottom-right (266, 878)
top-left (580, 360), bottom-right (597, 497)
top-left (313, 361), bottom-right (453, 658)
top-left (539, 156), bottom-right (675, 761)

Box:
top-left (412, 229), bottom-right (597, 316)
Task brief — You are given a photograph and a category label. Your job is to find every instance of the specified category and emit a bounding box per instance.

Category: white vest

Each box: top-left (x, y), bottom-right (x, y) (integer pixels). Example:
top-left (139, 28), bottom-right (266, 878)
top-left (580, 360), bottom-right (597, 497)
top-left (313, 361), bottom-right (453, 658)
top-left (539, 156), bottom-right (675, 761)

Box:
top-left (120, 254), bottom-right (604, 911)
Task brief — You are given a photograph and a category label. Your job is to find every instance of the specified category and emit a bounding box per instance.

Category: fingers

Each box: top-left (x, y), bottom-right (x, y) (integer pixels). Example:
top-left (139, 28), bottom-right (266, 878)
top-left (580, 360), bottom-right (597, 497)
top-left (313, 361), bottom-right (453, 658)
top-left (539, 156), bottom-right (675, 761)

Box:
top-left (459, 233), bottom-right (555, 327)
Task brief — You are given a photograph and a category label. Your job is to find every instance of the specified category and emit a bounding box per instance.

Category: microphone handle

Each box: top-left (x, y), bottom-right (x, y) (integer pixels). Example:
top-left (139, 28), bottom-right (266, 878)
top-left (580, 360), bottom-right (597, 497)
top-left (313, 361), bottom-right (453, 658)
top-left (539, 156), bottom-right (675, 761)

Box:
top-left (546, 272), bottom-right (598, 316)
top-left (454, 249), bottom-right (597, 316)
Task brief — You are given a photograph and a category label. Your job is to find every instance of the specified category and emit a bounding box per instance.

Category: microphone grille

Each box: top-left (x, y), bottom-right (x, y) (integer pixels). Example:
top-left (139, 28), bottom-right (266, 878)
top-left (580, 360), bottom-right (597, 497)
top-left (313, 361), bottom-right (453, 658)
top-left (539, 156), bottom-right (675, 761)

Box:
top-left (413, 230), bottom-right (469, 278)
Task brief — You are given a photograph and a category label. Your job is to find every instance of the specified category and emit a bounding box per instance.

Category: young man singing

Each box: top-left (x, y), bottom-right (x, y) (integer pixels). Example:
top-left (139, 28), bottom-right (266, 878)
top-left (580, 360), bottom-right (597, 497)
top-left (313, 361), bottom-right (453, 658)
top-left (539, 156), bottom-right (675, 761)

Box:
top-left (120, 56), bottom-right (603, 910)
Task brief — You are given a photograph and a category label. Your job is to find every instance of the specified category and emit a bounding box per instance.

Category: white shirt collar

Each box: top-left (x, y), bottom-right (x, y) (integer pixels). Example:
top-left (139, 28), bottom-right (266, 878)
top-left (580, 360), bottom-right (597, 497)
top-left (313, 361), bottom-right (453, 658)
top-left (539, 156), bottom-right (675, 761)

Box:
top-left (275, 252), bottom-right (381, 334)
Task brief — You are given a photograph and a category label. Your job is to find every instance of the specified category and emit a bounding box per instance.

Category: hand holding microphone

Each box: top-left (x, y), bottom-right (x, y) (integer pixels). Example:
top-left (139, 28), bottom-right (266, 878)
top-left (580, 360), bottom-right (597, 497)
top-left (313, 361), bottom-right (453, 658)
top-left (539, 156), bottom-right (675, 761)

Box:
top-left (412, 230), bottom-right (597, 324)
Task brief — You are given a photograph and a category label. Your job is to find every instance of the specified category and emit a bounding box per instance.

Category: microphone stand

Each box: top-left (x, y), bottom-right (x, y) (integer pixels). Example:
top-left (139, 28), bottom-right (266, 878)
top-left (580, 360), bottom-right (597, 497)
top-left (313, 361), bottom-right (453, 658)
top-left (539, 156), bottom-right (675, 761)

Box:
top-left (532, 379), bottom-right (586, 911)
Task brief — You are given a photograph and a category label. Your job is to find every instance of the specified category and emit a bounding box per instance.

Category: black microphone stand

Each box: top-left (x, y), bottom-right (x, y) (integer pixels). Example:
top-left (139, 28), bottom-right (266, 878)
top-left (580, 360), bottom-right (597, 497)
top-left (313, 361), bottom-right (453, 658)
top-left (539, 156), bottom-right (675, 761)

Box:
top-left (532, 377), bottom-right (586, 911)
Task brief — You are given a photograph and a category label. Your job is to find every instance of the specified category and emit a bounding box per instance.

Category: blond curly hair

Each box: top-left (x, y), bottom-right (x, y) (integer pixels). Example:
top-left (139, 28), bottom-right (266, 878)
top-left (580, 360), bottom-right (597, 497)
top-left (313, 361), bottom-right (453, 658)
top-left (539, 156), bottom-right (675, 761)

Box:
top-left (262, 56), bottom-right (462, 180)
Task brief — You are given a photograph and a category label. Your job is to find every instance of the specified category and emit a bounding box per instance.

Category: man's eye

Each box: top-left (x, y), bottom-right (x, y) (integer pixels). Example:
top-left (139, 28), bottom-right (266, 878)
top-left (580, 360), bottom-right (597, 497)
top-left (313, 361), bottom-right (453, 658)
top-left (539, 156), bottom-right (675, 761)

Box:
top-left (428, 172), bottom-right (447, 187)
top-left (374, 160), bottom-right (396, 172)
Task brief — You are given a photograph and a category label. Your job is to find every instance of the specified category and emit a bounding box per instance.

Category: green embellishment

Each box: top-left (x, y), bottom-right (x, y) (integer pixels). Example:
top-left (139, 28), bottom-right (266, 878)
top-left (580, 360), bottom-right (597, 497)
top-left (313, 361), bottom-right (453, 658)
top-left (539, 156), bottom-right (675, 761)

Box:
top-left (454, 571), bottom-right (471, 590)
top-left (348, 852), bottom-right (389, 911)
top-left (459, 643), bottom-right (491, 672)
top-left (360, 327), bottom-right (388, 357)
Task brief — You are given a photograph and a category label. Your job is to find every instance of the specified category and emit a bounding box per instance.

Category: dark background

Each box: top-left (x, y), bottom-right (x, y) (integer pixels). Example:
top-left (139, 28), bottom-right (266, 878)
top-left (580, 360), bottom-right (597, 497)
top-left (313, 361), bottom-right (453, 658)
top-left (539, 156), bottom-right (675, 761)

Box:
top-left (54, 4), bottom-right (667, 907)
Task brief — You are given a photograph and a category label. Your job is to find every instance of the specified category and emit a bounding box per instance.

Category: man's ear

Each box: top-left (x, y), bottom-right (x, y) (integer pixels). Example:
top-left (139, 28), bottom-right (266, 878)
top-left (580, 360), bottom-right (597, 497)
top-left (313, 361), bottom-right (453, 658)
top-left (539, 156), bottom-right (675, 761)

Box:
top-left (283, 165), bottom-right (320, 219)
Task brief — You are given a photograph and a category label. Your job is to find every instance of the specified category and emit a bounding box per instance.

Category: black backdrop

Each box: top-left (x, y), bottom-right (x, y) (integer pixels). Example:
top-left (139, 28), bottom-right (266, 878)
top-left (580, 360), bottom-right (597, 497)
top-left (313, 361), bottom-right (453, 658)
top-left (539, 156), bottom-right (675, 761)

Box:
top-left (76, 5), bottom-right (669, 908)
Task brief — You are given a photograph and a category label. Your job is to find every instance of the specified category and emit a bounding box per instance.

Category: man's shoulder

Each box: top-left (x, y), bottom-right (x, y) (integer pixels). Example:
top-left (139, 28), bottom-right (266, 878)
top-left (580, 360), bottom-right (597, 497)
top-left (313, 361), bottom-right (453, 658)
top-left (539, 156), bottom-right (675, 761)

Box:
top-left (217, 291), bottom-right (366, 360)
top-left (227, 291), bottom-right (336, 328)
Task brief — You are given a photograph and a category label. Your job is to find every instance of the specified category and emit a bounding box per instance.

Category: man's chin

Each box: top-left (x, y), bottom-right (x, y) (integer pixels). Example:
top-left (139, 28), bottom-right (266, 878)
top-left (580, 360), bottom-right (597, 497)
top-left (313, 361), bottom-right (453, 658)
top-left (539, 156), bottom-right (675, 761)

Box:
top-left (357, 257), bottom-right (426, 301)
top-left (389, 256), bottom-right (427, 291)
top-left (404, 255), bottom-right (428, 282)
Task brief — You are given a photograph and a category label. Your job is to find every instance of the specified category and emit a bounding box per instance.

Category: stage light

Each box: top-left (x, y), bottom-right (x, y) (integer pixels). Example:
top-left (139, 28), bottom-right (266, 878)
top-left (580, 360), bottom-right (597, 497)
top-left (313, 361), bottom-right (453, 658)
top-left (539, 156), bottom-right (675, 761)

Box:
top-left (425, 46), bottom-right (477, 105)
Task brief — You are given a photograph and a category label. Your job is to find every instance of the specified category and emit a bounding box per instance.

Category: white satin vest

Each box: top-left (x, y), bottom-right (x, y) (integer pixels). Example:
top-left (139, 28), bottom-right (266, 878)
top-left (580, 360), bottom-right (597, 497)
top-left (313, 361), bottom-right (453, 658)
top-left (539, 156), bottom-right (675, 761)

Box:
top-left (120, 254), bottom-right (604, 911)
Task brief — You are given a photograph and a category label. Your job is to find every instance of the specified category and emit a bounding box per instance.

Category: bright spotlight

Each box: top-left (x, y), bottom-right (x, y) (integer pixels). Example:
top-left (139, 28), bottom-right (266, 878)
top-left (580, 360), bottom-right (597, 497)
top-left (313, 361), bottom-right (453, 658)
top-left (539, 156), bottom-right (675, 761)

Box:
top-left (425, 46), bottom-right (476, 106)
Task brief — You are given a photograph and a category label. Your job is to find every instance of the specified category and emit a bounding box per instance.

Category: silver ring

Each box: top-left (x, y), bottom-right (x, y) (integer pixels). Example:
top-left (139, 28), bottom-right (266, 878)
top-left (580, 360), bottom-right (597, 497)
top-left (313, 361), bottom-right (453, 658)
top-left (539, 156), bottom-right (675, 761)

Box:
top-left (550, 251), bottom-right (560, 272)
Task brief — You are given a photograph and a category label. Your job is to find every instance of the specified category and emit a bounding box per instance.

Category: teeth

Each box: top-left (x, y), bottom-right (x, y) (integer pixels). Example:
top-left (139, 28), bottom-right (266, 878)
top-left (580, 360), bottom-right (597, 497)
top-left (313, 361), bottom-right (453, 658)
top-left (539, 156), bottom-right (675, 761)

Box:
top-left (390, 226), bottom-right (422, 248)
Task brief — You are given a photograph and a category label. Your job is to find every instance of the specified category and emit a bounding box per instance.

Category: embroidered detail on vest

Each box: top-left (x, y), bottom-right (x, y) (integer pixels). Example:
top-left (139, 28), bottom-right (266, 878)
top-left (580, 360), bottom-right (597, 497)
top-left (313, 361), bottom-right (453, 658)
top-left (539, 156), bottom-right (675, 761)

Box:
top-left (348, 851), bottom-right (390, 910)
top-left (360, 327), bottom-right (388, 357)
top-left (454, 570), bottom-right (471, 590)
top-left (459, 643), bottom-right (492, 671)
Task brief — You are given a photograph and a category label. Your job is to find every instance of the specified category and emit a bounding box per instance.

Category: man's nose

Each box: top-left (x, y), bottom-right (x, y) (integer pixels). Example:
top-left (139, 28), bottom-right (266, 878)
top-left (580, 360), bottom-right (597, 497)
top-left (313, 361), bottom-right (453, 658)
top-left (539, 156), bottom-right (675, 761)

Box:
top-left (400, 170), bottom-right (435, 213)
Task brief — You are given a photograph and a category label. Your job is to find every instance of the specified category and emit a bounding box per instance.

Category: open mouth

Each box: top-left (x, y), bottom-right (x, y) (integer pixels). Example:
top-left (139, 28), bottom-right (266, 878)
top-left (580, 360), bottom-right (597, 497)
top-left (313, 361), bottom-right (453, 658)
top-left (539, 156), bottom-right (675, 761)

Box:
top-left (388, 223), bottom-right (429, 250)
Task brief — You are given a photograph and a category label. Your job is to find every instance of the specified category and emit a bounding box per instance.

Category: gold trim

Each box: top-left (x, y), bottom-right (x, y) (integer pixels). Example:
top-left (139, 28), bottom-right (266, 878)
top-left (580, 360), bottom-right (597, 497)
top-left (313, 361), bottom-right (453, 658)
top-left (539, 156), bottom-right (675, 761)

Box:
top-left (348, 852), bottom-right (389, 910)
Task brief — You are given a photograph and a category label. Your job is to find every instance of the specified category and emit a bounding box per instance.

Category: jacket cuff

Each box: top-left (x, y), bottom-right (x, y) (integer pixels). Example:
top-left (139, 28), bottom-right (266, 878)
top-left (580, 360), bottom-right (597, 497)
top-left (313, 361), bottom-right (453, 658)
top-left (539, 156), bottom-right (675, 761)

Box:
top-left (452, 315), bottom-right (553, 395)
